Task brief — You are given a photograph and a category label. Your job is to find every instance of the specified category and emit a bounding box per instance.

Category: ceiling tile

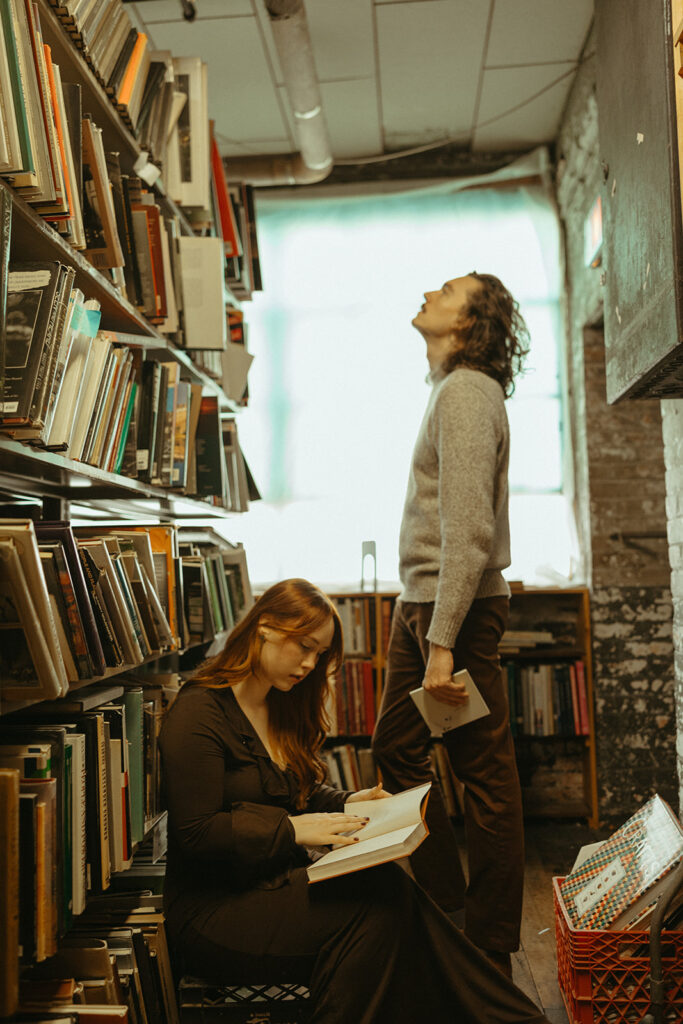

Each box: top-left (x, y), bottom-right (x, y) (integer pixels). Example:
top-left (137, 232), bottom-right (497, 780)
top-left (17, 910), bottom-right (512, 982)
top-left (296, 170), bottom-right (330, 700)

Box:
top-left (277, 77), bottom-right (381, 160)
top-left (320, 79), bottom-right (383, 158)
top-left (253, 1), bottom-right (375, 89)
top-left (251, 0), bottom-right (284, 83)
top-left (377, 0), bottom-right (489, 148)
top-left (217, 136), bottom-right (292, 157)
top-left (486, 0), bottom-right (594, 66)
top-left (304, 0), bottom-right (375, 81)
top-left (129, 0), bottom-right (252, 23)
top-left (144, 17), bottom-right (293, 146)
top-left (473, 63), bottom-right (576, 150)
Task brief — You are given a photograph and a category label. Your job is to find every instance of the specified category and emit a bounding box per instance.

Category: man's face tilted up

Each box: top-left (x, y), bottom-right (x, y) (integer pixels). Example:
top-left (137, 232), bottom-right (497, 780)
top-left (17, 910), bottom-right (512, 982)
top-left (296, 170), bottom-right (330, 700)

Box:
top-left (412, 274), bottom-right (481, 370)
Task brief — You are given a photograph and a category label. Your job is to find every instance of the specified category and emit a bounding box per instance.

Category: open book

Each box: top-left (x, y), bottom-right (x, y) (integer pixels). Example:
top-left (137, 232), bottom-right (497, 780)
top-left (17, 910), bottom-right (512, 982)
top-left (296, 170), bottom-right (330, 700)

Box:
top-left (410, 669), bottom-right (490, 736)
top-left (306, 782), bottom-right (431, 884)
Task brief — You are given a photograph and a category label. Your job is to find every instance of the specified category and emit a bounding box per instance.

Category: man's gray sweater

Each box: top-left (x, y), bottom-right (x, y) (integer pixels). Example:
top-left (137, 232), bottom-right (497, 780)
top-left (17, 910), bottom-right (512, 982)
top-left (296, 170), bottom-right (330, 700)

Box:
top-left (398, 366), bottom-right (511, 648)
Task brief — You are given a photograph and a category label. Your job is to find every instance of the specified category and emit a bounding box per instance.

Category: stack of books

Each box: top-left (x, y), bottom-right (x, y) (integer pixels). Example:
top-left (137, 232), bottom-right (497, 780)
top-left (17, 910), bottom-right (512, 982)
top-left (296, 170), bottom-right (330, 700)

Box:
top-left (558, 794), bottom-right (683, 931)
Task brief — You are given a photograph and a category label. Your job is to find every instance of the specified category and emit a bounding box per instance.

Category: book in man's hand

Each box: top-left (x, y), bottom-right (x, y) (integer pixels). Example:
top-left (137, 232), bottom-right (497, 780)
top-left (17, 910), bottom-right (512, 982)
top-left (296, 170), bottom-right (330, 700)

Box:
top-left (306, 782), bottom-right (431, 884)
top-left (410, 669), bottom-right (490, 737)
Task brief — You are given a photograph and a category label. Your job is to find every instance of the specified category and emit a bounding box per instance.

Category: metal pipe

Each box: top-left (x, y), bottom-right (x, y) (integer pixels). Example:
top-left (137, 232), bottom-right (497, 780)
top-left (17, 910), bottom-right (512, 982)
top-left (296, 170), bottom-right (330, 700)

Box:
top-left (223, 0), bottom-right (333, 186)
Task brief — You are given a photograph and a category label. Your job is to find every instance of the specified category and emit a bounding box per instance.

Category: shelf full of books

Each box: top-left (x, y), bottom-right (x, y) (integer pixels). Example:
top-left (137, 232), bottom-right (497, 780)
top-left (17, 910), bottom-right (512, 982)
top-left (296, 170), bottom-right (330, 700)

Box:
top-left (0, 519), bottom-right (253, 715)
top-left (325, 590), bottom-right (396, 740)
top-left (0, 675), bottom-right (181, 1021)
top-left (0, 519), bottom-right (254, 1020)
top-left (1, 194), bottom-right (257, 515)
top-left (501, 587), bottom-right (598, 827)
top-left (0, 3), bottom-right (265, 1016)
top-left (321, 586), bottom-right (599, 827)
top-left (0, 0), bottom-right (263, 418)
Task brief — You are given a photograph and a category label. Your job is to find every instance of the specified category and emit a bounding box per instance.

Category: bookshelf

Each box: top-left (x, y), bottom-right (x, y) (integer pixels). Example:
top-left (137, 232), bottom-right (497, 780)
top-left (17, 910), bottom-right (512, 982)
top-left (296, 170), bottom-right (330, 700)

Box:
top-left (0, 2), bottom-right (257, 1020)
top-left (502, 587), bottom-right (598, 828)
top-left (324, 586), bottom-right (599, 828)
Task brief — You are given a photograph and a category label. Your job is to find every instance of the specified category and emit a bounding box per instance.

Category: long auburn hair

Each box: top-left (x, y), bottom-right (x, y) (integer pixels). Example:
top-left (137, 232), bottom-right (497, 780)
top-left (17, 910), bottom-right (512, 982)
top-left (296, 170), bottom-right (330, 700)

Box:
top-left (442, 271), bottom-right (530, 397)
top-left (191, 578), bottom-right (342, 807)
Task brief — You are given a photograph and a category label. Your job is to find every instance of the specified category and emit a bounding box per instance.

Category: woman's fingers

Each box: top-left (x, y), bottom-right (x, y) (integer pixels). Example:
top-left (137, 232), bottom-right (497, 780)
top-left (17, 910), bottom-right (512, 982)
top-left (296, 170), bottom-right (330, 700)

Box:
top-left (330, 832), bottom-right (362, 846)
top-left (289, 812), bottom-right (370, 847)
top-left (329, 816), bottom-right (367, 833)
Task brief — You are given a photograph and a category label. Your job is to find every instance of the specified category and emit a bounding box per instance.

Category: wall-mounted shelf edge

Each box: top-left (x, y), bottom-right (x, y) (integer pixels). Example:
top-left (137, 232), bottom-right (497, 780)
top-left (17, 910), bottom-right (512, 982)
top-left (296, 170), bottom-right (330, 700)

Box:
top-left (0, 438), bottom-right (238, 518)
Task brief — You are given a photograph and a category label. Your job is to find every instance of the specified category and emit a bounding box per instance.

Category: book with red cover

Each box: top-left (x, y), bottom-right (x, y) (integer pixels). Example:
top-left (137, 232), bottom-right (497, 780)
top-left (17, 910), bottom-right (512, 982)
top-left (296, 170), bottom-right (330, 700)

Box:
top-left (574, 659), bottom-right (590, 736)
top-left (210, 123), bottom-right (242, 258)
top-left (362, 661), bottom-right (376, 733)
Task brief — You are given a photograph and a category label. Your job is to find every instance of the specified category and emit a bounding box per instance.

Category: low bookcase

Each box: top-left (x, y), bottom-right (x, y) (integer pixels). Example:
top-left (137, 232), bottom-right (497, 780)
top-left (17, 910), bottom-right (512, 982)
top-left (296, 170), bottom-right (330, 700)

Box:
top-left (323, 585), bottom-right (599, 827)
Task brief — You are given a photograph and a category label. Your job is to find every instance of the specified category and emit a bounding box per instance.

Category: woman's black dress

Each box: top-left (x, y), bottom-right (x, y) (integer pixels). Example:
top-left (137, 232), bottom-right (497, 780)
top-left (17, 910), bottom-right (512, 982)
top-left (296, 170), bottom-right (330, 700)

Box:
top-left (159, 683), bottom-right (549, 1024)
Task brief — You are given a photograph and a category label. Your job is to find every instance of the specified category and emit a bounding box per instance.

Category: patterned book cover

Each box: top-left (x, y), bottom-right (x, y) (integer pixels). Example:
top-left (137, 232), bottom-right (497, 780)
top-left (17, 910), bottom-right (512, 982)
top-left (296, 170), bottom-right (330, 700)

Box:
top-left (559, 794), bottom-right (683, 930)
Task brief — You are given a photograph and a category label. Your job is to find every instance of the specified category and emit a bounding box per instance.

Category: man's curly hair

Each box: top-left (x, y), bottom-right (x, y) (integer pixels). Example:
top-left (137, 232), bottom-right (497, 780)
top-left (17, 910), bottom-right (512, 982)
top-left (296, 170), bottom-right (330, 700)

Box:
top-left (442, 272), bottom-right (530, 397)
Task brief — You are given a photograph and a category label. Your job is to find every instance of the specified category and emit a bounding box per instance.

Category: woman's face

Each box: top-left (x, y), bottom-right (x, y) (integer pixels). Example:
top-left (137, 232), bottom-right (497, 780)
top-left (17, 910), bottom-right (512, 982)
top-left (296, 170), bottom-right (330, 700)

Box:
top-left (258, 617), bottom-right (335, 693)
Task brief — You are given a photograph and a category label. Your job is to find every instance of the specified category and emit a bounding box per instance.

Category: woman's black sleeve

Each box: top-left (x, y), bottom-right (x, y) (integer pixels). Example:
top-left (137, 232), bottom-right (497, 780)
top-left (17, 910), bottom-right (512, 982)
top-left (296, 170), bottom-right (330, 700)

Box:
top-left (160, 690), bottom-right (297, 874)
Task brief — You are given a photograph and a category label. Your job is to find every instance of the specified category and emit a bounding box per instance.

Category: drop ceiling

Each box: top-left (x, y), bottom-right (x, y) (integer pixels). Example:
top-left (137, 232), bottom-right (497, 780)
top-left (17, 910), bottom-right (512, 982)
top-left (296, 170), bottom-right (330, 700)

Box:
top-left (126, 0), bottom-right (594, 166)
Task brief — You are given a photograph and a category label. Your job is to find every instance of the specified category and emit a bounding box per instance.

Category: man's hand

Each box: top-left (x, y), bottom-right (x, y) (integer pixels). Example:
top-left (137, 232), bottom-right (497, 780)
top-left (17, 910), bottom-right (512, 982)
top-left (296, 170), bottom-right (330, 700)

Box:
top-left (423, 643), bottom-right (469, 706)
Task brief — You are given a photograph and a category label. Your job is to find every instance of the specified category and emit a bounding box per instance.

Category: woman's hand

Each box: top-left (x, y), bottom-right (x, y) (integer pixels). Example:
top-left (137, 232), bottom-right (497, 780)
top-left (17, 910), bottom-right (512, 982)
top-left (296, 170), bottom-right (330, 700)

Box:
top-left (347, 782), bottom-right (392, 803)
top-left (289, 812), bottom-right (368, 847)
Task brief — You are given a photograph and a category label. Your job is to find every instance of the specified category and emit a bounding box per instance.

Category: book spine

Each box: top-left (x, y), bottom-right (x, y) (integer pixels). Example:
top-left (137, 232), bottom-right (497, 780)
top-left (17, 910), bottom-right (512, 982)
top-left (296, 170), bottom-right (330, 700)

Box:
top-left (68, 734), bottom-right (87, 916)
top-left (0, 770), bottom-right (20, 1018)
top-left (94, 714), bottom-right (111, 891)
top-left (575, 660), bottom-right (590, 736)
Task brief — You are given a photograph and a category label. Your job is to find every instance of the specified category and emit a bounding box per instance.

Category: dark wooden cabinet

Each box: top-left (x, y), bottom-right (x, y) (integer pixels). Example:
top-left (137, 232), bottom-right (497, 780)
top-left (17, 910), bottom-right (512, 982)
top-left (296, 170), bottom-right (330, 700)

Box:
top-left (596, 0), bottom-right (683, 400)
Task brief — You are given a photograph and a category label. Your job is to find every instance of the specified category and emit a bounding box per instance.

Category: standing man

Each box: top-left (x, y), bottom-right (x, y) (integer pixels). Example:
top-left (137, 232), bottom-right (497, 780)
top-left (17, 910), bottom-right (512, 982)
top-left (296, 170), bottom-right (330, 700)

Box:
top-left (372, 272), bottom-right (529, 978)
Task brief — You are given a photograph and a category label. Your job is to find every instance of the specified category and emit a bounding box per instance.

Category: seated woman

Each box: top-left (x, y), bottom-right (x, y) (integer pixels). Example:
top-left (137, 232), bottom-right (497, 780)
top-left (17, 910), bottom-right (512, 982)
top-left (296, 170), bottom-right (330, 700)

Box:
top-left (160, 578), bottom-right (549, 1024)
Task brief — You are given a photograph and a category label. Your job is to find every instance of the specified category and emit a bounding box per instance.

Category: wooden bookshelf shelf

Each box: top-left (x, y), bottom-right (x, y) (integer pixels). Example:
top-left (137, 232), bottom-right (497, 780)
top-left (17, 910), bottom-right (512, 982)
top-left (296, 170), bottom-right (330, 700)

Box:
top-left (500, 646), bottom-right (584, 660)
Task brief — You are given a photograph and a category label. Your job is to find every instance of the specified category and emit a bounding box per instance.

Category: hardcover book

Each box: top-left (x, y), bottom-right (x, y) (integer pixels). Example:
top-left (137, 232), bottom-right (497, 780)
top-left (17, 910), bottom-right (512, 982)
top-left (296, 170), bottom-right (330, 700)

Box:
top-left (0, 538), bottom-right (64, 701)
top-left (307, 782), bottom-right (431, 884)
top-left (1, 261), bottom-right (63, 425)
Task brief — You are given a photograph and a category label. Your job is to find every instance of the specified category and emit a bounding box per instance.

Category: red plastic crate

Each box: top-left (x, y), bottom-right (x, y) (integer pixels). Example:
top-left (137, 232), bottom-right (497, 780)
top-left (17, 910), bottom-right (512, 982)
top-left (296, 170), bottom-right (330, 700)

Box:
top-left (553, 877), bottom-right (683, 1023)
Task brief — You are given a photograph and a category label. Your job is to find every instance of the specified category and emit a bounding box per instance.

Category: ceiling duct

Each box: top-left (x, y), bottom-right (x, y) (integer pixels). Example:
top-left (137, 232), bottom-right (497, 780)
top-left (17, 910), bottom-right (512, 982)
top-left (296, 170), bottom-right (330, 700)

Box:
top-left (223, 0), bottom-right (333, 186)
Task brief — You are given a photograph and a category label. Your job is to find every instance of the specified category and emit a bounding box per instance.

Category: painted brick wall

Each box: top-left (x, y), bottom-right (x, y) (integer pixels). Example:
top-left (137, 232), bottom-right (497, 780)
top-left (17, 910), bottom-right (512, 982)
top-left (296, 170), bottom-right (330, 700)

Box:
top-left (555, 31), bottom-right (677, 819)
top-left (661, 400), bottom-right (683, 810)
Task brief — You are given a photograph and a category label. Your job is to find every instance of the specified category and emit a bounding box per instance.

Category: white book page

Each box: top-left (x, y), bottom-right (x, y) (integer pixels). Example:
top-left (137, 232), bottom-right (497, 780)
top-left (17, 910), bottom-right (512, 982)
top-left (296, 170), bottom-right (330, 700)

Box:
top-left (317, 824), bottom-right (418, 868)
top-left (343, 782), bottom-right (430, 842)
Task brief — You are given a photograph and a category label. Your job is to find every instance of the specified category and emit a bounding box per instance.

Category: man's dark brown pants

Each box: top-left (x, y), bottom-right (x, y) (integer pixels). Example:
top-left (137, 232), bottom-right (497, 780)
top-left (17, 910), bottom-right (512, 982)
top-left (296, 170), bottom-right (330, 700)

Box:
top-left (371, 595), bottom-right (525, 954)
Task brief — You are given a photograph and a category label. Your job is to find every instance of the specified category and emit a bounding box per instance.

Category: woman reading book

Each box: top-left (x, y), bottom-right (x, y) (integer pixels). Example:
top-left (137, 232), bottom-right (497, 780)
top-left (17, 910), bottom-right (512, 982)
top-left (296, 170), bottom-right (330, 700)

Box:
top-left (160, 578), bottom-right (548, 1023)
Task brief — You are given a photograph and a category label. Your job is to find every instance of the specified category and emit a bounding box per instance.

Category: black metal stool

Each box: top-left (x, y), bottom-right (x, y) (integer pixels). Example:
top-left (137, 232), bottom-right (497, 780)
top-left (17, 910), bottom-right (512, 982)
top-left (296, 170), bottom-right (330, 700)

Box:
top-left (178, 974), bottom-right (311, 1024)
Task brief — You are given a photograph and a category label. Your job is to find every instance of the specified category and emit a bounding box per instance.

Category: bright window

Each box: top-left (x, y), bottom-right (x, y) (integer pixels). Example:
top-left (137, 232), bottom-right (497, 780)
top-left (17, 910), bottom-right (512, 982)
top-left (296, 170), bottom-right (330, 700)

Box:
top-left (227, 182), bottom-right (578, 588)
